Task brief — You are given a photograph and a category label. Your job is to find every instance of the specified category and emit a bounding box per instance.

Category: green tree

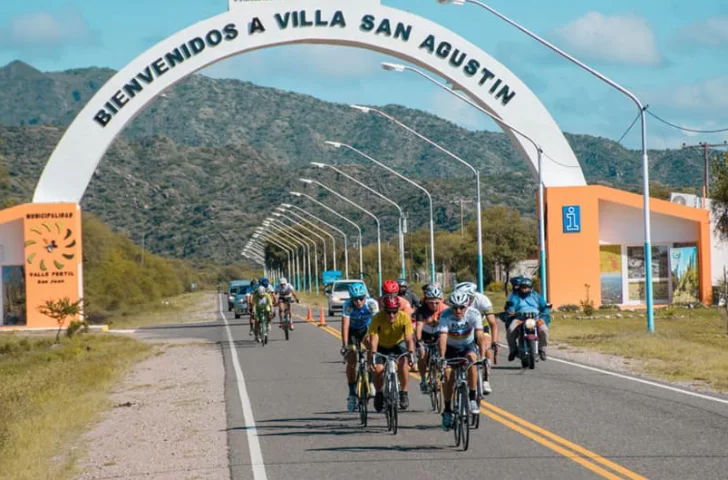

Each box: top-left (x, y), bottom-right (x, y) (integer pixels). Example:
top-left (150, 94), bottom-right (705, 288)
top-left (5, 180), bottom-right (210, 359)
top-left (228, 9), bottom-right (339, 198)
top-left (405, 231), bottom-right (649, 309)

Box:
top-left (37, 297), bottom-right (84, 343)
top-left (480, 206), bottom-right (536, 286)
top-left (710, 153), bottom-right (728, 240)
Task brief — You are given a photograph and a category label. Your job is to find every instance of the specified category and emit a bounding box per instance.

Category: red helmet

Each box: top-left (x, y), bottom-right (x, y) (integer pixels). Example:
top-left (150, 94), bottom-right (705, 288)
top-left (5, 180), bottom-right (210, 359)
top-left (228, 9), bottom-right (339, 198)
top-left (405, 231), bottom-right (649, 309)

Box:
top-left (382, 280), bottom-right (400, 295)
top-left (382, 295), bottom-right (401, 311)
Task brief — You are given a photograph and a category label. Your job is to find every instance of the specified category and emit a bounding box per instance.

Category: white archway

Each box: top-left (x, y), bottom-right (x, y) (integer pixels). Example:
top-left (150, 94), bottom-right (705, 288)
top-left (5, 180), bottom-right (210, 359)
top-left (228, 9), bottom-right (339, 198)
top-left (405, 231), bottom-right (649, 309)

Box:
top-left (33, 0), bottom-right (585, 203)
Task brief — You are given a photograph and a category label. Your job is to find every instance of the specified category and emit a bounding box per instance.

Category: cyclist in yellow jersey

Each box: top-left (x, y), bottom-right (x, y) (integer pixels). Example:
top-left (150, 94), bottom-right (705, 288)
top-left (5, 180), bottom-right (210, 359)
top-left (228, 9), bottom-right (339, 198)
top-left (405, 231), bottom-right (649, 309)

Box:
top-left (368, 295), bottom-right (415, 412)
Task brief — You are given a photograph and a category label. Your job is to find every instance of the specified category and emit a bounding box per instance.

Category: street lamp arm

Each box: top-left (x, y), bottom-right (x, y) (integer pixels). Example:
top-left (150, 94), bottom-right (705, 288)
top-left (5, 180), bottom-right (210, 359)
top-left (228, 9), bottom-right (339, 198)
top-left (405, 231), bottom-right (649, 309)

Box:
top-left (291, 191), bottom-right (362, 238)
top-left (304, 178), bottom-right (381, 227)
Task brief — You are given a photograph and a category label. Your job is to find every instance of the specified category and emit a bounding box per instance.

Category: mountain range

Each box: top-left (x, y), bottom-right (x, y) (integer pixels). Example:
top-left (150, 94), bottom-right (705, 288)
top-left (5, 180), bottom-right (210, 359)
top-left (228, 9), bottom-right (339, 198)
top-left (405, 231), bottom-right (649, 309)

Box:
top-left (0, 60), bottom-right (702, 262)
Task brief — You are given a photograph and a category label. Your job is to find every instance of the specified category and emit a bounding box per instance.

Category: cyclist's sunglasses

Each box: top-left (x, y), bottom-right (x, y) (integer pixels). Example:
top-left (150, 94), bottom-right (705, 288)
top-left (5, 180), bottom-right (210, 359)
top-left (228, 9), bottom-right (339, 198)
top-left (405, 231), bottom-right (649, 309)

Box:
top-left (352, 296), bottom-right (366, 302)
top-left (452, 305), bottom-right (467, 311)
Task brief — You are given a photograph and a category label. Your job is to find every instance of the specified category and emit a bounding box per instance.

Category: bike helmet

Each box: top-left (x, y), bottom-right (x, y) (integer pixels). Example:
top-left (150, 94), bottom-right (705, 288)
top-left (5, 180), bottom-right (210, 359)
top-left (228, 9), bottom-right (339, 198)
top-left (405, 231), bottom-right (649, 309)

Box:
top-left (449, 290), bottom-right (470, 308)
top-left (382, 279), bottom-right (400, 295)
top-left (257, 286), bottom-right (266, 296)
top-left (454, 281), bottom-right (477, 296)
top-left (397, 278), bottom-right (408, 287)
top-left (424, 285), bottom-right (443, 299)
top-left (266, 285), bottom-right (275, 293)
top-left (382, 295), bottom-right (401, 311)
top-left (519, 278), bottom-right (533, 288)
top-left (261, 278), bottom-right (270, 288)
top-left (510, 276), bottom-right (524, 289)
top-left (280, 277), bottom-right (288, 285)
top-left (348, 282), bottom-right (367, 298)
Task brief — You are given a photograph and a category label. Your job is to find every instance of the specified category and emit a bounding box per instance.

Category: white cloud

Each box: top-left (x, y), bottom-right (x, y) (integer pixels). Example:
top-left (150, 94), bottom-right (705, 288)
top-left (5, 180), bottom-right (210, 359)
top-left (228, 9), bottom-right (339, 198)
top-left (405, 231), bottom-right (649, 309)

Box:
top-left (676, 16), bottom-right (728, 48)
top-left (648, 76), bottom-right (728, 111)
top-left (0, 9), bottom-right (96, 50)
top-left (553, 12), bottom-right (662, 66)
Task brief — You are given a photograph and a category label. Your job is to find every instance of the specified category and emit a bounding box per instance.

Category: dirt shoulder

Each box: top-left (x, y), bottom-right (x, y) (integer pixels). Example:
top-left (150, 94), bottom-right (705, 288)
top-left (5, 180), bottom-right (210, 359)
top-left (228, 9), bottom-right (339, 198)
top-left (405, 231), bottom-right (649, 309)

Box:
top-left (74, 341), bottom-right (229, 480)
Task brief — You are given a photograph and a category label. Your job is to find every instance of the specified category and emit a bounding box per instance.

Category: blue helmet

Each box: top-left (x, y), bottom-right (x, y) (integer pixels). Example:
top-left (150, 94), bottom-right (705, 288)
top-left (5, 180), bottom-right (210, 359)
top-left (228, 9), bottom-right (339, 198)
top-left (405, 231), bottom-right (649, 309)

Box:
top-left (348, 283), bottom-right (367, 298)
top-left (510, 276), bottom-right (525, 289)
top-left (261, 278), bottom-right (270, 288)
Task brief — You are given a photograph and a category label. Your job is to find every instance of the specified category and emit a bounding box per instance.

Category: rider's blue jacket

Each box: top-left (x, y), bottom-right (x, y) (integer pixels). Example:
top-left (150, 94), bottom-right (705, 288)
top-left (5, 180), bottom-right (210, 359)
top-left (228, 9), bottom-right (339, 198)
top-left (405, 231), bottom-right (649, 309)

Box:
top-left (506, 292), bottom-right (551, 325)
top-left (342, 296), bottom-right (379, 330)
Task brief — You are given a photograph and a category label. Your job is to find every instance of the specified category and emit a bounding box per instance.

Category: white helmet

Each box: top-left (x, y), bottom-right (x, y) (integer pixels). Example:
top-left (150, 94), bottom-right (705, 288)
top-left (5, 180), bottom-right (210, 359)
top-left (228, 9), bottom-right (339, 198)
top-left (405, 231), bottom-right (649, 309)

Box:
top-left (257, 286), bottom-right (266, 296)
top-left (449, 290), bottom-right (470, 308)
top-left (266, 285), bottom-right (275, 293)
top-left (280, 277), bottom-right (288, 285)
top-left (454, 281), bottom-right (477, 297)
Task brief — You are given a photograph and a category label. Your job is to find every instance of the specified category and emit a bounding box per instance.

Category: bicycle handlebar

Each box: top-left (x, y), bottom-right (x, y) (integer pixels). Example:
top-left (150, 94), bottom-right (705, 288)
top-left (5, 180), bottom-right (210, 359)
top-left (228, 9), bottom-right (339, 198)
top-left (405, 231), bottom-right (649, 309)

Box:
top-left (440, 357), bottom-right (486, 369)
top-left (372, 352), bottom-right (414, 363)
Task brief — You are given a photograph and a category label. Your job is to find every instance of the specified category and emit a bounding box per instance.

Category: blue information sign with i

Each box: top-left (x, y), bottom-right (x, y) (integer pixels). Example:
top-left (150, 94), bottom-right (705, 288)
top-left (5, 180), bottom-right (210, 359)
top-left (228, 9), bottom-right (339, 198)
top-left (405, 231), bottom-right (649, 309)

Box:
top-left (562, 206), bottom-right (581, 233)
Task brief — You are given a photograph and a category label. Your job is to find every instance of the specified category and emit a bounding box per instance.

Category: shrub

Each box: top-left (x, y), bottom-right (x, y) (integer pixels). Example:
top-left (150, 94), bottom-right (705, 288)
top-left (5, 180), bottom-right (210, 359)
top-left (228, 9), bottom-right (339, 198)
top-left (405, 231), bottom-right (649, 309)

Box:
top-left (599, 304), bottom-right (621, 311)
top-left (558, 304), bottom-right (580, 312)
top-left (580, 284), bottom-right (595, 317)
top-left (66, 320), bottom-right (88, 338)
top-left (486, 281), bottom-right (504, 293)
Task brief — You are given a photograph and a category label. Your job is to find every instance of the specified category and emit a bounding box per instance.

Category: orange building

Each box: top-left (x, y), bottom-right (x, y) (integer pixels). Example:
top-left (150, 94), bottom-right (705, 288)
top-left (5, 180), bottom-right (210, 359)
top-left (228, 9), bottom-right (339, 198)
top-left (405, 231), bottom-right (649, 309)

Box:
top-left (545, 186), bottom-right (711, 308)
top-left (0, 203), bottom-right (83, 328)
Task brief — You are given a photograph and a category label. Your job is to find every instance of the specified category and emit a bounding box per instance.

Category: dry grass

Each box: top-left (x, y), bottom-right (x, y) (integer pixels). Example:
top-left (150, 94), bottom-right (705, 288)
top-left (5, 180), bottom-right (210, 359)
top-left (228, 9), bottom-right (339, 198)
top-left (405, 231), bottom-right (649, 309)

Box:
top-left (104, 291), bottom-right (212, 329)
top-left (296, 291), bottom-right (327, 308)
top-left (0, 333), bottom-right (151, 480)
top-left (551, 306), bottom-right (728, 391)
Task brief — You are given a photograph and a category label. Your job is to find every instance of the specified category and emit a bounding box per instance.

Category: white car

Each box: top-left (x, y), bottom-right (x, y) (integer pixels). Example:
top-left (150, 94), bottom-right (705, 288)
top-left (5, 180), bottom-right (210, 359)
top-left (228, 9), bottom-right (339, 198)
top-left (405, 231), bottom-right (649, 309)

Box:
top-left (326, 280), bottom-right (368, 316)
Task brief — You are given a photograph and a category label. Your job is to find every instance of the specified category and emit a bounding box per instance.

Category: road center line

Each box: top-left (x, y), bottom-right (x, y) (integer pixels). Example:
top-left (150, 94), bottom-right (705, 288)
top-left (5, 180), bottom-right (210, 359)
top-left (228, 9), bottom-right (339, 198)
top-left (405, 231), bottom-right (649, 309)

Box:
top-left (219, 296), bottom-right (268, 480)
top-left (296, 310), bottom-right (644, 480)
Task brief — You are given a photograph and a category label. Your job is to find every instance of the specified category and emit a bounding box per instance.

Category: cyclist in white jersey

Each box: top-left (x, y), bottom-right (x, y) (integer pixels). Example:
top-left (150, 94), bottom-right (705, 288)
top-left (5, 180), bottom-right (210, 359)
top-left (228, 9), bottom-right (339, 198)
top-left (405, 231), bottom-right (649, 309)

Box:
top-left (454, 282), bottom-right (497, 394)
top-left (438, 290), bottom-right (487, 431)
top-left (276, 278), bottom-right (299, 329)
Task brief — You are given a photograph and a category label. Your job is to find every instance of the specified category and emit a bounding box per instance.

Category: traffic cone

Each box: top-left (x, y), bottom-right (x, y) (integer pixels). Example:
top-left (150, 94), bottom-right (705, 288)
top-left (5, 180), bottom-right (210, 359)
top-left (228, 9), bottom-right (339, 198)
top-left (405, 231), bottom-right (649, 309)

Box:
top-left (306, 306), bottom-right (313, 322)
top-left (318, 306), bottom-right (327, 327)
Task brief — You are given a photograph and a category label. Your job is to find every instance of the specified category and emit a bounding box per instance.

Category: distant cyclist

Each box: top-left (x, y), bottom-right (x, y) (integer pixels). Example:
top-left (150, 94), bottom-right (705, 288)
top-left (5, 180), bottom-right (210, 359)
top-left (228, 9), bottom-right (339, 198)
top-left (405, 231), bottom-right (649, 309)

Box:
top-left (454, 281), bottom-right (497, 394)
top-left (414, 284), bottom-right (447, 394)
top-left (368, 295), bottom-right (415, 412)
top-left (251, 286), bottom-right (274, 343)
top-left (397, 279), bottom-right (421, 311)
top-left (438, 290), bottom-right (487, 431)
top-left (276, 278), bottom-right (299, 330)
top-left (341, 282), bottom-right (379, 413)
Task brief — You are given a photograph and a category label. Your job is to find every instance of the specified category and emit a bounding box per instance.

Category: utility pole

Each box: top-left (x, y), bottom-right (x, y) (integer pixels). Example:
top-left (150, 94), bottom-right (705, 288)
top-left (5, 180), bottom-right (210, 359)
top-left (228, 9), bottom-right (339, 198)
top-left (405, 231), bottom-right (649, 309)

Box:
top-left (451, 198), bottom-right (474, 237)
top-left (681, 141), bottom-right (728, 205)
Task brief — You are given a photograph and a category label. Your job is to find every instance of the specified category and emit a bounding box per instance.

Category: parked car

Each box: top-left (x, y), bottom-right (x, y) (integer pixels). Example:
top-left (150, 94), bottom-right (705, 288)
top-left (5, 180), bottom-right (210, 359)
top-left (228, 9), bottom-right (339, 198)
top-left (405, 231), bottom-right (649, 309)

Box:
top-left (227, 280), bottom-right (251, 311)
top-left (326, 280), bottom-right (368, 316)
top-left (233, 286), bottom-right (251, 319)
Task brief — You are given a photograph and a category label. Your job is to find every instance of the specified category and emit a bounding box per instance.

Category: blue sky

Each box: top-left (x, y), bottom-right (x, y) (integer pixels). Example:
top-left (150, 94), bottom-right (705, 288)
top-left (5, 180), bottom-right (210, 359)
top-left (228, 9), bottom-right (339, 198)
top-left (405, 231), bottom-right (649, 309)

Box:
top-left (0, 0), bottom-right (726, 150)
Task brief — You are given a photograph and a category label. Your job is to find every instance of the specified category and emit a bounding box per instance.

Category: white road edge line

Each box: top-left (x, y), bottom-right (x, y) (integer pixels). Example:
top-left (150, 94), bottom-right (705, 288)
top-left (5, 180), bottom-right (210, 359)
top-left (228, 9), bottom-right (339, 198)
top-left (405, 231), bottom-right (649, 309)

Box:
top-left (497, 341), bottom-right (728, 406)
top-left (218, 296), bottom-right (268, 480)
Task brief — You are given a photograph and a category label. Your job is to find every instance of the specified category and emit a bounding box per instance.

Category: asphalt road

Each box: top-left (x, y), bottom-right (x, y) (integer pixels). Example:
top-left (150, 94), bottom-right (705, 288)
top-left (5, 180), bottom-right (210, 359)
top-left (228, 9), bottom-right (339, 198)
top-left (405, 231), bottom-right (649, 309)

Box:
top-left (136, 296), bottom-right (728, 480)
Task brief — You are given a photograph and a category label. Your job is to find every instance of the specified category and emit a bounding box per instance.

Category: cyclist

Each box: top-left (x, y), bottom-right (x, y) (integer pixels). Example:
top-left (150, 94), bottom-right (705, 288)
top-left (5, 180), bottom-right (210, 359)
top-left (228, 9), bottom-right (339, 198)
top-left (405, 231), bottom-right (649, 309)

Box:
top-left (251, 285), bottom-right (275, 343)
top-left (368, 295), bottom-right (415, 412)
top-left (276, 278), bottom-right (299, 329)
top-left (414, 284), bottom-right (447, 393)
top-left (505, 278), bottom-right (550, 361)
top-left (247, 280), bottom-right (259, 336)
top-left (381, 279), bottom-right (412, 314)
top-left (341, 282), bottom-right (379, 413)
top-left (398, 279), bottom-right (421, 311)
top-left (438, 290), bottom-right (487, 431)
top-left (454, 282), bottom-right (497, 394)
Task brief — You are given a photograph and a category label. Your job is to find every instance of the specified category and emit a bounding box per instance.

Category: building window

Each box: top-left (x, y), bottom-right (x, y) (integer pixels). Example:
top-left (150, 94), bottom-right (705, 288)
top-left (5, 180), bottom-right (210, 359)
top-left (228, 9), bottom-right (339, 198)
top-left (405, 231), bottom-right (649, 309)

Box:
top-left (2, 266), bottom-right (26, 326)
top-left (626, 246), bottom-right (670, 304)
top-left (599, 245), bottom-right (623, 304)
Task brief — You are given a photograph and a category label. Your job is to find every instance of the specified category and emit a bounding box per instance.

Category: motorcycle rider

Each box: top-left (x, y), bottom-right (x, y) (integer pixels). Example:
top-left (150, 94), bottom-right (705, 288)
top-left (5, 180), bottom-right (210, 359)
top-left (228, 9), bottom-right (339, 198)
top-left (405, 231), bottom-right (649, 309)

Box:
top-left (505, 278), bottom-right (550, 361)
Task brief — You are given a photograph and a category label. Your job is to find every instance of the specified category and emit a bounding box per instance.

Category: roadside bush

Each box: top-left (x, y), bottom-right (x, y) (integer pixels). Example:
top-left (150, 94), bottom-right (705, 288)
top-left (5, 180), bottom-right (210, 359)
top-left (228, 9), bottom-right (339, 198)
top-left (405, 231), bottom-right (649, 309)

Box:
top-left (558, 304), bottom-right (580, 312)
top-left (598, 304), bottom-right (621, 311)
top-left (486, 281), bottom-right (504, 293)
top-left (66, 320), bottom-right (88, 338)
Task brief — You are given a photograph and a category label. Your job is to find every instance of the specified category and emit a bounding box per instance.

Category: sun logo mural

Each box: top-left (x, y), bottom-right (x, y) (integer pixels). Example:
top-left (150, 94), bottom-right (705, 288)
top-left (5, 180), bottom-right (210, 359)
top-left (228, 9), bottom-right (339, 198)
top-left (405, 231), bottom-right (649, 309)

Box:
top-left (24, 222), bottom-right (77, 282)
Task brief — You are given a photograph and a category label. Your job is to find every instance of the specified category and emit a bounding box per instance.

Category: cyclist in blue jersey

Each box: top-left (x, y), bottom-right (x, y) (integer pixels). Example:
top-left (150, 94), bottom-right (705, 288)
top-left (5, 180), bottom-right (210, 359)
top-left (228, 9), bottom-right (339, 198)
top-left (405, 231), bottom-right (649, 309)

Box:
top-left (340, 282), bottom-right (379, 413)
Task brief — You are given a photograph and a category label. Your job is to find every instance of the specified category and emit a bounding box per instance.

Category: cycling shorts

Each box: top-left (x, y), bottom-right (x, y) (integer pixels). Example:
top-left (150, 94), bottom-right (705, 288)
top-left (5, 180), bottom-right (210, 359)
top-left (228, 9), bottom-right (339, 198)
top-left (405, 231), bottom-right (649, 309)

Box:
top-left (374, 341), bottom-right (407, 364)
top-left (279, 296), bottom-right (294, 304)
top-left (481, 322), bottom-right (491, 336)
top-left (348, 327), bottom-right (368, 347)
top-left (445, 342), bottom-right (478, 360)
top-left (421, 331), bottom-right (440, 345)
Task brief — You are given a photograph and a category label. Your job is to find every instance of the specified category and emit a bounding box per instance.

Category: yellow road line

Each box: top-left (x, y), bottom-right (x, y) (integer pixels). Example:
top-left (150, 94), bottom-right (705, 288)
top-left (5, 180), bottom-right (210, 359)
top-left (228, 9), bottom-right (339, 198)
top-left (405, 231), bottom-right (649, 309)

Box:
top-left (294, 311), bottom-right (645, 479)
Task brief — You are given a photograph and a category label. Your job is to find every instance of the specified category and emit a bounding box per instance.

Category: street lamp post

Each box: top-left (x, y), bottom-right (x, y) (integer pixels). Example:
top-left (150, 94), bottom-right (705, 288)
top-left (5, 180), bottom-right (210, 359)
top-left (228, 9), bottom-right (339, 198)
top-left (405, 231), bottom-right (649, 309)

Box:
top-left (291, 191), bottom-right (361, 280)
top-left (369, 71), bottom-right (549, 299)
top-left (439, 0), bottom-right (653, 327)
top-left (284, 203), bottom-right (347, 275)
top-left (256, 228), bottom-right (300, 290)
top-left (325, 140), bottom-right (436, 285)
top-left (265, 219), bottom-right (313, 293)
top-left (311, 161), bottom-right (407, 280)
top-left (273, 212), bottom-right (323, 296)
top-left (279, 205), bottom-right (337, 272)
top-left (300, 178), bottom-right (384, 296)
top-left (263, 222), bottom-right (306, 291)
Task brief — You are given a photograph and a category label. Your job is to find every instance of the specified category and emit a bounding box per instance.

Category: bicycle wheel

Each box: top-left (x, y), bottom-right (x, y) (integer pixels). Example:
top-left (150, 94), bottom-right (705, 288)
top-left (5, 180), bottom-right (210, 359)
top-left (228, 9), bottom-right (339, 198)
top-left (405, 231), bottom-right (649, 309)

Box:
top-left (283, 311), bottom-right (290, 341)
top-left (389, 373), bottom-right (399, 435)
top-left (357, 368), bottom-right (368, 427)
top-left (460, 385), bottom-right (471, 451)
top-left (453, 389), bottom-right (461, 446)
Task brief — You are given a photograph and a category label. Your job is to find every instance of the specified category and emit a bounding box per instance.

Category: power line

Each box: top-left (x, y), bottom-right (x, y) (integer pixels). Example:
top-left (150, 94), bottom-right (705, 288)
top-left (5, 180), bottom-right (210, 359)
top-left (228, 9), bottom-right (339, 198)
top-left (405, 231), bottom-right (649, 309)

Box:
top-left (617, 111), bottom-right (642, 145)
top-left (647, 110), bottom-right (728, 134)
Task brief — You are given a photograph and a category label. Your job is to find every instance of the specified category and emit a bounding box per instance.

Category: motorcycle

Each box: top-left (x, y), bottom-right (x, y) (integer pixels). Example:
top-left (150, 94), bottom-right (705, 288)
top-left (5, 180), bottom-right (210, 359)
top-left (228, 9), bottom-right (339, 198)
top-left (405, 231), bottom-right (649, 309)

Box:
top-left (513, 306), bottom-right (550, 370)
